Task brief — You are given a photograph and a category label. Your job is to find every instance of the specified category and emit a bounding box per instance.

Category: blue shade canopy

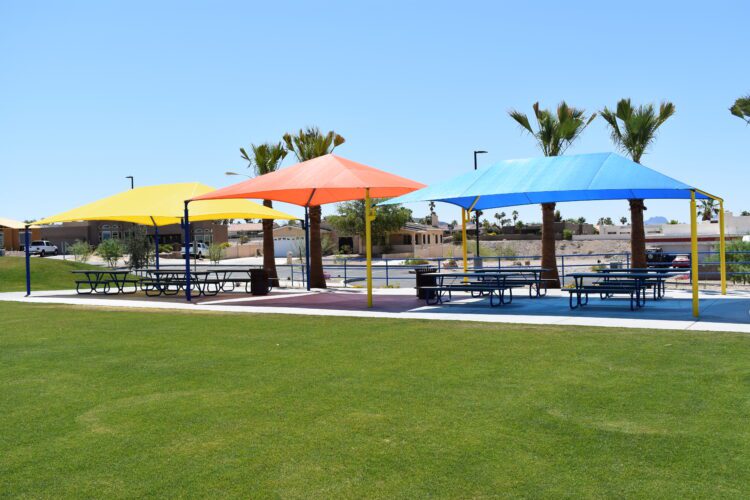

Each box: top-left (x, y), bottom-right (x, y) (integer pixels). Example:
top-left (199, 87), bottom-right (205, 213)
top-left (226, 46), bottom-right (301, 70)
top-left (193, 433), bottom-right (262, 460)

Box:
top-left (382, 153), bottom-right (711, 210)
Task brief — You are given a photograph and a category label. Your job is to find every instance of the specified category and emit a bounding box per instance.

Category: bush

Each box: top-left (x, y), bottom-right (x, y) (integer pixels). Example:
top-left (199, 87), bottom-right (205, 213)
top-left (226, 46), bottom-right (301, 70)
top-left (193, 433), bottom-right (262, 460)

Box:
top-left (208, 243), bottom-right (226, 264)
top-left (96, 239), bottom-right (124, 268)
top-left (708, 240), bottom-right (750, 284)
top-left (69, 240), bottom-right (93, 263)
top-left (405, 258), bottom-right (429, 266)
top-left (562, 229), bottom-right (573, 241)
top-left (158, 243), bottom-right (173, 253)
top-left (321, 234), bottom-right (336, 256)
top-left (124, 226), bottom-right (153, 270)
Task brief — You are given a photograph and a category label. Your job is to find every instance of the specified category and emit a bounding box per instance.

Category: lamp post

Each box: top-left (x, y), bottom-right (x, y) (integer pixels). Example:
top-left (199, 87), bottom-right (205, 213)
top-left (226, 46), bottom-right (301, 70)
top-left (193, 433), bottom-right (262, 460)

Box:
top-left (125, 176), bottom-right (134, 189)
top-left (473, 151), bottom-right (487, 264)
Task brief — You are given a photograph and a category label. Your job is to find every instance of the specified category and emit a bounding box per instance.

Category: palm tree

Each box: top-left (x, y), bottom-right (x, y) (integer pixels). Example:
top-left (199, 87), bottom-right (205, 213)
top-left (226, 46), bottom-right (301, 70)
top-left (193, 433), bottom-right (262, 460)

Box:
top-left (240, 142), bottom-right (287, 285)
top-left (698, 199), bottom-right (719, 221)
top-left (509, 102), bottom-right (596, 287)
top-left (282, 127), bottom-right (345, 288)
top-left (620, 216), bottom-right (628, 225)
top-left (730, 95), bottom-right (750, 124)
top-left (600, 99), bottom-right (675, 269)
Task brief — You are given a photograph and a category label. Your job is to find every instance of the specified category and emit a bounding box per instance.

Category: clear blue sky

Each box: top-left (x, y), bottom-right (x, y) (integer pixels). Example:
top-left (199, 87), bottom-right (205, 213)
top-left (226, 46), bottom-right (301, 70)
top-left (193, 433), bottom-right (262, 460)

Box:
top-left (2, 0), bottom-right (748, 225)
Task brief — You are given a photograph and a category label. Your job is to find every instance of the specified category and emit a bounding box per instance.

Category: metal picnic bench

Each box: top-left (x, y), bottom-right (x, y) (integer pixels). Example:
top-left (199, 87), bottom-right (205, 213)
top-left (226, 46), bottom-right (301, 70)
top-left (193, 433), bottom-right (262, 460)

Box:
top-left (474, 267), bottom-right (554, 298)
top-left (420, 271), bottom-right (519, 307)
top-left (139, 267), bottom-right (272, 297)
top-left (567, 270), bottom-right (684, 311)
top-left (595, 267), bottom-right (688, 300)
top-left (72, 269), bottom-right (139, 295)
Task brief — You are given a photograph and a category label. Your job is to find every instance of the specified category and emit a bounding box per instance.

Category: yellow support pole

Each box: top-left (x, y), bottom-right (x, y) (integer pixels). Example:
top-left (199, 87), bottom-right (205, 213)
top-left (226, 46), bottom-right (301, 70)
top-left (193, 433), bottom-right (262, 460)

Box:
top-left (719, 199), bottom-right (727, 295)
top-left (690, 190), bottom-right (699, 317)
top-left (461, 208), bottom-right (468, 272)
top-left (365, 188), bottom-right (375, 307)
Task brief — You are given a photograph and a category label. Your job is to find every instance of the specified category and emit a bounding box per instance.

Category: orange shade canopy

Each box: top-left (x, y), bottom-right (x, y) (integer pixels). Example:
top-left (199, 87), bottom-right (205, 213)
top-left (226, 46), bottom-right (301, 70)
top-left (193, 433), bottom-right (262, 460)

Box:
top-left (192, 154), bottom-right (425, 206)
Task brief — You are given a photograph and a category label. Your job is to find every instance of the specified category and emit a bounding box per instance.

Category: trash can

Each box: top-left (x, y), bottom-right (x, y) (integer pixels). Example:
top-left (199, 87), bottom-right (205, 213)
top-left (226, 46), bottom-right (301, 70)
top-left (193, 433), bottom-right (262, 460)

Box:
top-left (249, 268), bottom-right (270, 296)
top-left (414, 266), bottom-right (438, 299)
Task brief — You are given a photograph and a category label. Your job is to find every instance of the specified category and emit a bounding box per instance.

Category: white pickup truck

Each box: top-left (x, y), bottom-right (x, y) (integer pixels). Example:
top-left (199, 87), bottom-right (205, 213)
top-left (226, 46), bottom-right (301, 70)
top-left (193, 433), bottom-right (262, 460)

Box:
top-left (181, 242), bottom-right (209, 259)
top-left (24, 240), bottom-right (59, 256)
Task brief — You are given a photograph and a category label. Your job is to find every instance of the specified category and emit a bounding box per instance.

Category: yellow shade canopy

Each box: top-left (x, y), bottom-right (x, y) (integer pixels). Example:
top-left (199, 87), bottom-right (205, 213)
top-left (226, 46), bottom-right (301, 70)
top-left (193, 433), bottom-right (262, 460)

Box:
top-left (34, 182), bottom-right (296, 226)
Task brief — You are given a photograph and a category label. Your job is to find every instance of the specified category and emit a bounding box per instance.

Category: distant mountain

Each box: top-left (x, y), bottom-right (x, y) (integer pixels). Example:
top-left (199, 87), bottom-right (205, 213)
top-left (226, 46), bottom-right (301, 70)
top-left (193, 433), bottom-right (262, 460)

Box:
top-left (645, 216), bottom-right (669, 225)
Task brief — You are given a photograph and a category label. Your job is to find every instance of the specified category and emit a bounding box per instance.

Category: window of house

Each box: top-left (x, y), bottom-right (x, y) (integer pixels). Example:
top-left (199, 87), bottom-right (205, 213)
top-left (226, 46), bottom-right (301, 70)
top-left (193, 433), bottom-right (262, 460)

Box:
top-left (194, 228), bottom-right (213, 244)
top-left (99, 223), bottom-right (121, 241)
top-left (402, 234), bottom-right (412, 245)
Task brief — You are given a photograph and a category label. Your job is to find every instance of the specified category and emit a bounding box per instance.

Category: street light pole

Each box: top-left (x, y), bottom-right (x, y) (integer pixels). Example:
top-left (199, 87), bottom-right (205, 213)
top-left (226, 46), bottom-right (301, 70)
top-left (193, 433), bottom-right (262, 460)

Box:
top-left (126, 176), bottom-right (134, 189)
top-left (473, 151), bottom-right (487, 264)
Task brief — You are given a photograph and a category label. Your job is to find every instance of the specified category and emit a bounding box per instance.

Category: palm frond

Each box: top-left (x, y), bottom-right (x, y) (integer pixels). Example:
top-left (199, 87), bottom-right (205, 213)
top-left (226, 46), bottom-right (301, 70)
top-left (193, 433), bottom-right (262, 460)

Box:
top-left (600, 98), bottom-right (675, 163)
top-left (730, 95), bottom-right (750, 124)
top-left (508, 110), bottom-right (534, 135)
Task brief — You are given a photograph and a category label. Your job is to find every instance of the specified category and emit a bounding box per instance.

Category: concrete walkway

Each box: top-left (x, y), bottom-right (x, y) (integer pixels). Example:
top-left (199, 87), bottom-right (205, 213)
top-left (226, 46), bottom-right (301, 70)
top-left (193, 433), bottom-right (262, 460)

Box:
top-left (2, 286), bottom-right (749, 333)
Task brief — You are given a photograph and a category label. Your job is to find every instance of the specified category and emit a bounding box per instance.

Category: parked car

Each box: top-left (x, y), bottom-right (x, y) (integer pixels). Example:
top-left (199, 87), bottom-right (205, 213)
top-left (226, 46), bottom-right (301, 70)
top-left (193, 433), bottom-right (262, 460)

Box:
top-left (25, 240), bottom-right (58, 256)
top-left (646, 247), bottom-right (674, 267)
top-left (181, 242), bottom-right (210, 259)
top-left (671, 254), bottom-right (691, 268)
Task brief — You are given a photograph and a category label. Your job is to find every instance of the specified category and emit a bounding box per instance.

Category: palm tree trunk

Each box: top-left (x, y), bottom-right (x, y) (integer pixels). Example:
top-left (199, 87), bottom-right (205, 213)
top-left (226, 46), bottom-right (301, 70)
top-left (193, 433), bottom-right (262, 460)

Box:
top-left (308, 205), bottom-right (326, 288)
top-left (629, 199), bottom-right (647, 269)
top-left (541, 203), bottom-right (560, 288)
top-left (261, 199), bottom-right (278, 285)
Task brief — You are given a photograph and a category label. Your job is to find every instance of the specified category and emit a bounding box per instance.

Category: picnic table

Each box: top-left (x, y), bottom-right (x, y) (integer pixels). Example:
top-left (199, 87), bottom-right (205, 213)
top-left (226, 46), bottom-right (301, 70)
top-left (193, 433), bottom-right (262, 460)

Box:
top-left (72, 269), bottom-right (138, 295)
top-left (567, 271), bottom-right (683, 311)
top-left (420, 271), bottom-right (519, 307)
top-left (140, 267), bottom-right (271, 297)
top-left (474, 267), bottom-right (553, 298)
top-left (595, 267), bottom-right (689, 299)
top-left (141, 269), bottom-right (219, 297)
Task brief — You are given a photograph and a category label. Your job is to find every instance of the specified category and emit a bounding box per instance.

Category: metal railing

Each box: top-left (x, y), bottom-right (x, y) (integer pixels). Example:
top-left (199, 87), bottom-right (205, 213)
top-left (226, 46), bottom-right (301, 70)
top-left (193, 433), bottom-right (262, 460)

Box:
top-left (107, 250), bottom-right (750, 289)
top-left (286, 250), bottom-right (750, 288)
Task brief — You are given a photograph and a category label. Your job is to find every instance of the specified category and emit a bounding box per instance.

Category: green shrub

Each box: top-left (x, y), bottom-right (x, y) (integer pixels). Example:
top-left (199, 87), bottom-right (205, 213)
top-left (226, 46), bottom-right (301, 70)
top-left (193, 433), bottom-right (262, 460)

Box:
top-left (96, 239), bottom-right (124, 268)
top-left (405, 258), bottom-right (429, 266)
top-left (69, 240), bottom-right (93, 263)
top-left (708, 240), bottom-right (750, 284)
top-left (158, 243), bottom-right (173, 253)
top-left (124, 226), bottom-right (153, 270)
top-left (208, 243), bottom-right (226, 264)
top-left (562, 229), bottom-right (573, 240)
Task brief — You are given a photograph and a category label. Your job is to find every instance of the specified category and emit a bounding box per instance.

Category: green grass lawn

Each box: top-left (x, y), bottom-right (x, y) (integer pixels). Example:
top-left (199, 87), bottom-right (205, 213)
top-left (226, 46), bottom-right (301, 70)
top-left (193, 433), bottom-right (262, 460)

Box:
top-left (2, 302), bottom-right (750, 497)
top-left (0, 256), bottom-right (99, 292)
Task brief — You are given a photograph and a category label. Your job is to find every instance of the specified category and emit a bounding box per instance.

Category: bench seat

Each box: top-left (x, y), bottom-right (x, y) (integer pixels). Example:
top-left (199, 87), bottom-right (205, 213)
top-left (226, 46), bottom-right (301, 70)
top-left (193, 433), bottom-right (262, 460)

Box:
top-left (567, 284), bottom-right (647, 310)
top-left (419, 284), bottom-right (513, 307)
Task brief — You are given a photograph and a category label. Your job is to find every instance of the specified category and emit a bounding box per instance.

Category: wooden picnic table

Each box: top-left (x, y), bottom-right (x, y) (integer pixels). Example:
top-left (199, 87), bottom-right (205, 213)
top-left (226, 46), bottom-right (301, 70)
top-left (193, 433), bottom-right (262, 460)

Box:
top-left (72, 269), bottom-right (138, 295)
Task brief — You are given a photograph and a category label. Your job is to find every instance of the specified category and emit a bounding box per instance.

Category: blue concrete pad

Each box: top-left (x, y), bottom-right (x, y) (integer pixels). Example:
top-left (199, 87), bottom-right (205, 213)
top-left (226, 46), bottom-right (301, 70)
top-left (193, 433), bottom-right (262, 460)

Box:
top-left (417, 290), bottom-right (750, 325)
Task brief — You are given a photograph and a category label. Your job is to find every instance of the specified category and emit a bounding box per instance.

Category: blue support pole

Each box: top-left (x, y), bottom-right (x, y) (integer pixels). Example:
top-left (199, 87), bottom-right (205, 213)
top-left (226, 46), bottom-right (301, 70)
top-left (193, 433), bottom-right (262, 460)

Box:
top-left (24, 225), bottom-right (31, 296)
top-left (183, 202), bottom-right (191, 302)
top-left (304, 209), bottom-right (311, 291)
top-left (150, 217), bottom-right (160, 271)
top-left (154, 225), bottom-right (160, 270)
